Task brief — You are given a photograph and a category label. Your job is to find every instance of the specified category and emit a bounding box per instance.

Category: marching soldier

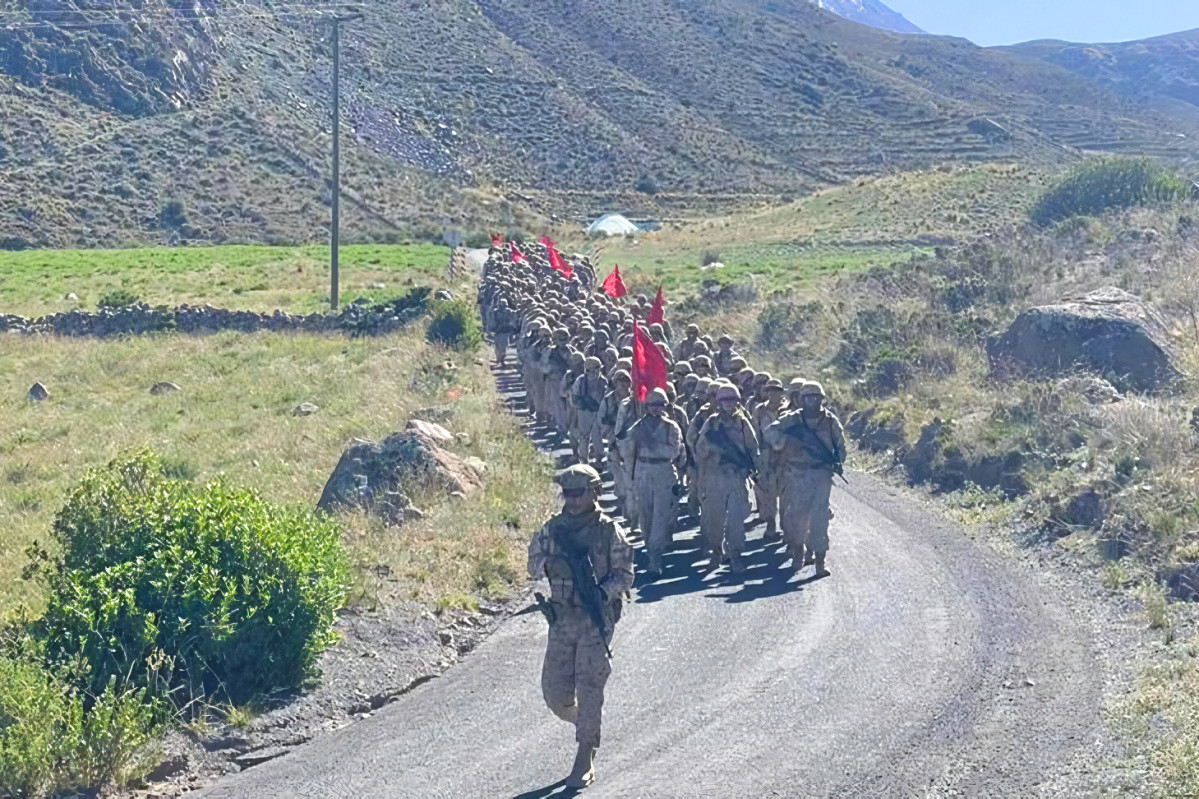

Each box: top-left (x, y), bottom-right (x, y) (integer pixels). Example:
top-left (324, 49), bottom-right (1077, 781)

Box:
top-left (529, 465), bottom-right (635, 788)
top-left (695, 383), bottom-right (758, 573)
top-left (763, 381), bottom-right (846, 577)
top-left (619, 388), bottom-right (683, 575)
top-left (491, 298), bottom-right (518, 368)
top-left (572, 357), bottom-right (609, 465)
top-left (751, 379), bottom-right (786, 541)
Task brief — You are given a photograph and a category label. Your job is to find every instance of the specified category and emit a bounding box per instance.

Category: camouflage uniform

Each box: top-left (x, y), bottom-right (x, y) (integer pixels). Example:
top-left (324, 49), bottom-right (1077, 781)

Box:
top-left (572, 362), bottom-right (609, 464)
top-left (696, 393), bottom-right (758, 569)
top-left (764, 383), bottom-right (845, 572)
top-left (527, 471), bottom-right (634, 752)
top-left (750, 386), bottom-right (785, 538)
top-left (619, 389), bottom-right (682, 571)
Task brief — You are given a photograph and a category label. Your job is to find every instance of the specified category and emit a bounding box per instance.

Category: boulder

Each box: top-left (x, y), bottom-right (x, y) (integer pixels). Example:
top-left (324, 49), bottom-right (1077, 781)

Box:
top-left (149, 381), bottom-right (181, 395)
top-left (292, 402), bottom-right (320, 417)
top-left (987, 288), bottom-right (1182, 392)
top-left (317, 427), bottom-right (485, 523)
top-left (405, 419), bottom-right (453, 443)
top-left (27, 382), bottom-right (49, 401)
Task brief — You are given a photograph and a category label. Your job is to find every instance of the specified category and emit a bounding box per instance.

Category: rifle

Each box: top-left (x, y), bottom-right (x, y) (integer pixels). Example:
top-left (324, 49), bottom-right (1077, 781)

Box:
top-left (533, 590), bottom-right (557, 625)
top-left (704, 424), bottom-right (758, 477)
top-left (783, 415), bottom-right (849, 485)
top-left (552, 529), bottom-right (614, 659)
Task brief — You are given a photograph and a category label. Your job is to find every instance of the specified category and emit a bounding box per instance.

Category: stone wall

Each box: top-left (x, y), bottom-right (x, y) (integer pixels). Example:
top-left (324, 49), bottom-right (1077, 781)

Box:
top-left (0, 290), bottom-right (434, 339)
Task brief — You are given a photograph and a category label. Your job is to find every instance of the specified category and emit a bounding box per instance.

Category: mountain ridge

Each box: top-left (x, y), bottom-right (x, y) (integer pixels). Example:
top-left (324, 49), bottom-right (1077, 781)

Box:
top-left (0, 0), bottom-right (1196, 248)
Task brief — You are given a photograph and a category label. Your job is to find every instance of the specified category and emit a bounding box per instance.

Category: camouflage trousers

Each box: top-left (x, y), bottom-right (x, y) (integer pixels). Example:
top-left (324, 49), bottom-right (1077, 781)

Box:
top-left (700, 468), bottom-right (750, 555)
top-left (574, 410), bottom-right (603, 464)
top-left (633, 464), bottom-right (678, 557)
top-left (780, 468), bottom-right (834, 553)
top-left (754, 472), bottom-right (780, 533)
top-left (541, 605), bottom-right (614, 749)
top-left (493, 332), bottom-right (510, 364)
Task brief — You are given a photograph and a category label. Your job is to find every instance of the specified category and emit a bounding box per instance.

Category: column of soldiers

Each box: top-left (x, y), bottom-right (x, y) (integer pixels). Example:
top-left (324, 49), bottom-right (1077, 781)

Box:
top-left (478, 244), bottom-right (845, 787)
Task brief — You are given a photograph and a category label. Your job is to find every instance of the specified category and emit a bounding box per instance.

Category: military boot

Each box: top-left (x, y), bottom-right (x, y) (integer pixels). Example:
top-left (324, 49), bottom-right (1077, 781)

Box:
top-left (565, 743), bottom-right (596, 788)
top-left (789, 544), bottom-right (806, 574)
top-left (647, 550), bottom-right (664, 577)
top-left (728, 552), bottom-right (746, 574)
top-left (706, 546), bottom-right (723, 570)
top-left (814, 551), bottom-right (829, 577)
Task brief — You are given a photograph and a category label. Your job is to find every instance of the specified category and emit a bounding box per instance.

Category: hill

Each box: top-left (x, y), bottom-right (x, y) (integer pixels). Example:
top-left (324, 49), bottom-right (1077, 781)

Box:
top-left (1005, 29), bottom-right (1199, 126)
top-left (0, 0), bottom-right (1197, 249)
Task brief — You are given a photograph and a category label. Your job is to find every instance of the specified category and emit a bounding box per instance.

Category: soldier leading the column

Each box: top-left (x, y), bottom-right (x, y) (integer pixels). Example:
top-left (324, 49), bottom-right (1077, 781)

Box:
top-left (528, 465), bottom-right (635, 789)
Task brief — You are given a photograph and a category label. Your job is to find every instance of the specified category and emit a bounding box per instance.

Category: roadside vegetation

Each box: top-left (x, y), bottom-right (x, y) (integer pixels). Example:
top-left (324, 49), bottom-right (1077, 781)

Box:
top-left (0, 276), bottom-right (556, 793)
top-left (624, 155), bottom-right (1199, 793)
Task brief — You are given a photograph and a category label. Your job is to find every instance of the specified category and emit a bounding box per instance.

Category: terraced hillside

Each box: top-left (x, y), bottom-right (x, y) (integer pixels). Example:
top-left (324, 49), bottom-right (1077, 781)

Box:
top-left (0, 0), bottom-right (1197, 248)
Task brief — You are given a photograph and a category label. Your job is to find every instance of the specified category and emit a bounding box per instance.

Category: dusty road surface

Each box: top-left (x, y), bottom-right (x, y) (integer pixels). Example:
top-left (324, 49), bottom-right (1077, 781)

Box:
top-left (202, 366), bottom-right (1103, 798)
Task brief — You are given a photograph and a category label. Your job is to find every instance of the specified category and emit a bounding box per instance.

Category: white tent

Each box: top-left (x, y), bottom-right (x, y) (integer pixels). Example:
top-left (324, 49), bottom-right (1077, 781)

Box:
top-left (586, 213), bottom-right (640, 237)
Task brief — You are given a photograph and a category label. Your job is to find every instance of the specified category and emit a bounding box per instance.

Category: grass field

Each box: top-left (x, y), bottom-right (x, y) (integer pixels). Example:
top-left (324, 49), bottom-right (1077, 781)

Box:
top-left (574, 163), bottom-right (1047, 296)
top-left (0, 243), bottom-right (450, 318)
top-left (0, 325), bottom-right (556, 621)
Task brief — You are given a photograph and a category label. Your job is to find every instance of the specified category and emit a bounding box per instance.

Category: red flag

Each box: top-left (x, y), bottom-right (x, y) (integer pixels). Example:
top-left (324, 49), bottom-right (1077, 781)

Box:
top-left (631, 321), bottom-right (668, 403)
top-left (646, 283), bottom-right (665, 325)
top-left (541, 237), bottom-right (572, 280)
top-left (601, 264), bottom-right (627, 299)
top-left (510, 241), bottom-right (527, 264)
top-left (490, 232), bottom-right (504, 248)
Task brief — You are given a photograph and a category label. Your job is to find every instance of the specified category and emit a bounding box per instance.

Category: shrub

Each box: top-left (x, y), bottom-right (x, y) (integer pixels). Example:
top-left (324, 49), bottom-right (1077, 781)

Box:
top-left (757, 300), bottom-right (821, 350)
top-left (0, 656), bottom-right (159, 796)
top-left (96, 288), bottom-right (140, 309)
top-left (36, 452), bottom-right (349, 706)
top-left (1030, 157), bottom-right (1187, 226)
top-left (426, 299), bottom-right (482, 352)
top-left (633, 174), bottom-right (659, 195)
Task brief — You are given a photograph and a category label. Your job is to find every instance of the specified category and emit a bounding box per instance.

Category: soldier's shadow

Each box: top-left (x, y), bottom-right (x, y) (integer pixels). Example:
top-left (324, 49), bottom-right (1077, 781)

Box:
top-left (511, 778), bottom-right (582, 798)
top-left (633, 527), bottom-right (812, 603)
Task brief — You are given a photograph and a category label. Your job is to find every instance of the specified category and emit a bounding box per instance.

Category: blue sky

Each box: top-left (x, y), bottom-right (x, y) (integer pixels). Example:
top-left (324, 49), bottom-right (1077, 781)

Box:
top-left (885, 0), bottom-right (1199, 46)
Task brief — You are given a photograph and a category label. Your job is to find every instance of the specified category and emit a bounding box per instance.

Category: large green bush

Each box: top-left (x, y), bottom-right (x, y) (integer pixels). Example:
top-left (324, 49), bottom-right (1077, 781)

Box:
top-left (426, 298), bottom-right (482, 351)
top-left (1030, 156), bottom-right (1187, 226)
top-left (37, 452), bottom-right (349, 706)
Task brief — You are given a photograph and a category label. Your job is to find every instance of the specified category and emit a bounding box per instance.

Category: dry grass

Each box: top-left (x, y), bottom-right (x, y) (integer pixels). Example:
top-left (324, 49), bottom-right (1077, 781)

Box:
top-left (0, 323), bottom-right (556, 621)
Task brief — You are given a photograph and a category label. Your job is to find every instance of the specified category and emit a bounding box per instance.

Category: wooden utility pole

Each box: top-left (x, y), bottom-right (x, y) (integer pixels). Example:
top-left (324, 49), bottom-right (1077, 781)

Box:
top-left (329, 12), bottom-right (361, 310)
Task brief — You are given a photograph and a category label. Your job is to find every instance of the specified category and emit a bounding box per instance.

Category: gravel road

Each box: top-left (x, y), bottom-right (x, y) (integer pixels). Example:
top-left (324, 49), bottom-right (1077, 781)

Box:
top-left (200, 366), bottom-right (1105, 798)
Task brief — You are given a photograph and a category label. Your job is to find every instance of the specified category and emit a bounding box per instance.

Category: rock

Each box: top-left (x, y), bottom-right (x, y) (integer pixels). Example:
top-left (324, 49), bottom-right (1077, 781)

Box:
top-left (27, 382), bottom-right (49, 401)
top-left (293, 402), bottom-right (320, 417)
top-left (405, 419), bottom-right (453, 443)
top-left (316, 427), bottom-right (486, 521)
top-left (434, 289), bottom-right (453, 301)
top-left (845, 407), bottom-right (906, 453)
top-left (987, 287), bottom-right (1183, 392)
top-left (369, 282), bottom-right (386, 290)
top-left (1063, 489), bottom-right (1105, 529)
top-left (1055, 375), bottom-right (1121, 405)
top-left (145, 753), bottom-right (189, 782)
top-left (148, 381), bottom-right (180, 395)
top-left (1165, 564), bottom-right (1199, 601)
top-left (65, 293), bottom-right (78, 302)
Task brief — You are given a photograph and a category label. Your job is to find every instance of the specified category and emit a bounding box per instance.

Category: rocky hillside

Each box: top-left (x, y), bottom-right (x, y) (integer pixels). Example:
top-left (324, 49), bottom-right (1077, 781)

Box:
top-left (1006, 29), bottom-right (1199, 125)
top-left (1, 0), bottom-right (1197, 248)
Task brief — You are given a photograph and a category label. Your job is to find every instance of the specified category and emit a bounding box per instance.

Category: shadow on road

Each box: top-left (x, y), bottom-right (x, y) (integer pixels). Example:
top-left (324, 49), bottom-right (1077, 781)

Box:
top-left (511, 779), bottom-right (581, 799)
